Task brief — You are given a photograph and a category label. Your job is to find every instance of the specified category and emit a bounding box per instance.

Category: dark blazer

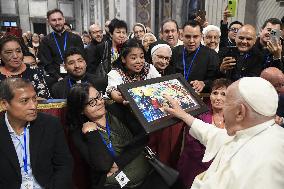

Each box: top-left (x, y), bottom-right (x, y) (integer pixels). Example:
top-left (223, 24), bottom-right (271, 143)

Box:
top-left (0, 112), bottom-right (73, 189)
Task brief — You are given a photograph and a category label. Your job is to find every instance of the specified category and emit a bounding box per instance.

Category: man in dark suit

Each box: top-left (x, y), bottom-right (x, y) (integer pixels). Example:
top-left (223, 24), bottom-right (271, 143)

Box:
top-left (0, 78), bottom-right (73, 189)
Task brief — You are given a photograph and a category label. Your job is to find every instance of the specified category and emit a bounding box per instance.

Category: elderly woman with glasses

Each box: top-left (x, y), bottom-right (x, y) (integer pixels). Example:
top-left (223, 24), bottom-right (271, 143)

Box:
top-left (202, 25), bottom-right (221, 52)
top-left (147, 40), bottom-right (175, 76)
top-left (67, 83), bottom-right (169, 189)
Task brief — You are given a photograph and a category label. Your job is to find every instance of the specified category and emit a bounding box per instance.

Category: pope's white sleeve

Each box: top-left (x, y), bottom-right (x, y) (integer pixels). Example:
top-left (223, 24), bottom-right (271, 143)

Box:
top-left (189, 118), bottom-right (228, 147)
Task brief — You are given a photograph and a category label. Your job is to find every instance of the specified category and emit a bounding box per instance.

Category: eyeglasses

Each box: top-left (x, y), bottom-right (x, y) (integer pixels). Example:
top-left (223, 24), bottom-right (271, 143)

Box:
top-left (155, 54), bottom-right (171, 62)
top-left (229, 28), bottom-right (239, 33)
top-left (85, 91), bottom-right (103, 107)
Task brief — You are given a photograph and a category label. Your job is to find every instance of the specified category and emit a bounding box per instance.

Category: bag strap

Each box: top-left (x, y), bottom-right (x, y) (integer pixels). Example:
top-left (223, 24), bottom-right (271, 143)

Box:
top-left (102, 41), bottom-right (108, 60)
top-left (145, 146), bottom-right (156, 160)
top-left (100, 41), bottom-right (109, 71)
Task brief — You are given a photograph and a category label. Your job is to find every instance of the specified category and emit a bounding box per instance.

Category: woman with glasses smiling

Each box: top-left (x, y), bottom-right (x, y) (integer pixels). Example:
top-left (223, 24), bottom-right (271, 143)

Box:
top-left (66, 83), bottom-right (169, 189)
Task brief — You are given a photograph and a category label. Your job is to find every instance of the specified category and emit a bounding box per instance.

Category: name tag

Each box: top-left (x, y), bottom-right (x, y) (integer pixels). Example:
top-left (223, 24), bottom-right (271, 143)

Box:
top-left (21, 180), bottom-right (33, 189)
top-left (60, 64), bottom-right (67, 74)
top-left (115, 171), bottom-right (130, 188)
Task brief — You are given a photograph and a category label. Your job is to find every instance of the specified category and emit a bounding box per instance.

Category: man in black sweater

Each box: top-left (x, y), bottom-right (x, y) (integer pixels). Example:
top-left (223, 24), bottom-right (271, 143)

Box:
top-left (219, 24), bottom-right (283, 82)
top-left (38, 9), bottom-right (84, 87)
top-left (51, 48), bottom-right (107, 99)
top-left (171, 20), bottom-right (220, 93)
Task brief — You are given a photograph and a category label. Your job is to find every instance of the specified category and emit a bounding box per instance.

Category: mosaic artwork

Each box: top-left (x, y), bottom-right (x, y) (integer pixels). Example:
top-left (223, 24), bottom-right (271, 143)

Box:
top-left (128, 79), bottom-right (199, 122)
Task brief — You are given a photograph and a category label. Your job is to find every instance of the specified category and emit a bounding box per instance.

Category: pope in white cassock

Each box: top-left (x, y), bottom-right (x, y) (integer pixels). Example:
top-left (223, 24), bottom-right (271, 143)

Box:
top-left (164, 77), bottom-right (284, 189)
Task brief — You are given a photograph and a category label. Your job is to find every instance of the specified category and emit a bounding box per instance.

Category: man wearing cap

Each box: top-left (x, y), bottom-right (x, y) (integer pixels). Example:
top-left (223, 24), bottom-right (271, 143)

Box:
top-left (164, 77), bottom-right (284, 189)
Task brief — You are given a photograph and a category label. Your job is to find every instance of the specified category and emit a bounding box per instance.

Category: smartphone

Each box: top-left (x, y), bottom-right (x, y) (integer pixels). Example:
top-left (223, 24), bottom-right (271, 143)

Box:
top-left (228, 0), bottom-right (237, 17)
top-left (226, 46), bottom-right (238, 58)
top-left (270, 29), bottom-right (281, 45)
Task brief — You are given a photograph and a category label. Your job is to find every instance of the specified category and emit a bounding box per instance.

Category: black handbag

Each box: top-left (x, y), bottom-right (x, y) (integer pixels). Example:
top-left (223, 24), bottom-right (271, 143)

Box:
top-left (95, 41), bottom-right (109, 78)
top-left (145, 146), bottom-right (179, 186)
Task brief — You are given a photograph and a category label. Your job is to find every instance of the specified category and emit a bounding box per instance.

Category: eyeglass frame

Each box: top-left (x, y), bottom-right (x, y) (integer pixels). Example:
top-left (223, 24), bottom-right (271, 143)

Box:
top-left (154, 54), bottom-right (171, 62)
top-left (229, 27), bottom-right (239, 33)
top-left (85, 91), bottom-right (104, 107)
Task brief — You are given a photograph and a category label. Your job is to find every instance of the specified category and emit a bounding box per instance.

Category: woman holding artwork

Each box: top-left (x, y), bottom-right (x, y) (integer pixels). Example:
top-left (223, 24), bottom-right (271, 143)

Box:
top-left (67, 83), bottom-right (169, 189)
top-left (177, 78), bottom-right (231, 188)
top-left (106, 39), bottom-right (161, 104)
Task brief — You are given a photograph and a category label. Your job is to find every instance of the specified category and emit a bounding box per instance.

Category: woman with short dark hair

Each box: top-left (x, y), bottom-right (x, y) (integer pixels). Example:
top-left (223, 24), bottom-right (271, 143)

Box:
top-left (0, 35), bottom-right (50, 98)
top-left (66, 83), bottom-right (169, 189)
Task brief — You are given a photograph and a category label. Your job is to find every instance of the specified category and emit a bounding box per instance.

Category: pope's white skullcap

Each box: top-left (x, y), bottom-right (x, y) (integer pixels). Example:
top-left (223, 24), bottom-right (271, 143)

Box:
top-left (238, 77), bottom-right (278, 116)
top-left (202, 25), bottom-right (221, 37)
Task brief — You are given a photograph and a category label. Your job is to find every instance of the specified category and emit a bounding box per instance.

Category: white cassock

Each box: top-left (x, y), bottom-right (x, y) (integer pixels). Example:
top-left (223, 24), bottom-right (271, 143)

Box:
top-left (189, 119), bottom-right (284, 189)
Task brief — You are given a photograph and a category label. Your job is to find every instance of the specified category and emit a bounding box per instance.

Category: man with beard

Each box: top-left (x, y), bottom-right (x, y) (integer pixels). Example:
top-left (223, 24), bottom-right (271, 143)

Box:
top-left (87, 18), bottom-right (127, 75)
top-left (85, 24), bottom-right (104, 73)
top-left (88, 24), bottom-right (104, 46)
top-left (38, 9), bottom-right (84, 88)
top-left (51, 48), bottom-right (106, 99)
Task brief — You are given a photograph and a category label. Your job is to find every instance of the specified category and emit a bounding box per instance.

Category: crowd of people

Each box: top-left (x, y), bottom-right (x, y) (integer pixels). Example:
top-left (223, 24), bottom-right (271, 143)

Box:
top-left (0, 5), bottom-right (284, 189)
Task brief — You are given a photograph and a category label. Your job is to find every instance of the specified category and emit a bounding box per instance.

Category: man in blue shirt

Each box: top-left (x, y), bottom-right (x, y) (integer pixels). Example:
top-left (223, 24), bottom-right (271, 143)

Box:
top-left (0, 78), bottom-right (73, 189)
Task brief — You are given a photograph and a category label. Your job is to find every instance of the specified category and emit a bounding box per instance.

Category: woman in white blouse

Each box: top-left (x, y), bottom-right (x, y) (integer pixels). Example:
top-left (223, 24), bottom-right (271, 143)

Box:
top-left (106, 39), bottom-right (161, 104)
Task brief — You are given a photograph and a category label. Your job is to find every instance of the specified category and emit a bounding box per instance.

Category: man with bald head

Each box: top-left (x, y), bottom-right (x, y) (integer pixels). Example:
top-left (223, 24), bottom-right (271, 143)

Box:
top-left (164, 77), bottom-right (284, 189)
top-left (85, 24), bottom-right (104, 74)
top-left (89, 24), bottom-right (103, 45)
top-left (219, 24), bottom-right (283, 81)
top-left (261, 67), bottom-right (284, 126)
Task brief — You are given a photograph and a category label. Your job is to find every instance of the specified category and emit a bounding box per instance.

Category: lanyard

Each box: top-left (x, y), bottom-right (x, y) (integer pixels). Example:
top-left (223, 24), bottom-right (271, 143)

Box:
top-left (99, 118), bottom-right (116, 157)
top-left (23, 127), bottom-right (28, 174)
top-left (182, 46), bottom-right (200, 81)
top-left (68, 78), bottom-right (73, 89)
top-left (52, 32), bottom-right (67, 63)
top-left (17, 127), bottom-right (28, 174)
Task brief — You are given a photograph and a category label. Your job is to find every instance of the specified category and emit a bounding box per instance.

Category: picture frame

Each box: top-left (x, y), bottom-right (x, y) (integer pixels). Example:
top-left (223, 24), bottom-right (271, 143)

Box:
top-left (118, 73), bottom-right (208, 133)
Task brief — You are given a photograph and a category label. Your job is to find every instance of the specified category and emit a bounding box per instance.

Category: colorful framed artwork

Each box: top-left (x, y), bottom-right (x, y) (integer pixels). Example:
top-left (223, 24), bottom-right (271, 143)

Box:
top-left (118, 73), bottom-right (208, 133)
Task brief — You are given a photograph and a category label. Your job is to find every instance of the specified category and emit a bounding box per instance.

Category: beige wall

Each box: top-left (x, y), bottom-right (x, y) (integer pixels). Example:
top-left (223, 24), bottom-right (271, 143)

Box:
top-left (205, 0), bottom-right (246, 27)
top-left (256, 0), bottom-right (284, 32)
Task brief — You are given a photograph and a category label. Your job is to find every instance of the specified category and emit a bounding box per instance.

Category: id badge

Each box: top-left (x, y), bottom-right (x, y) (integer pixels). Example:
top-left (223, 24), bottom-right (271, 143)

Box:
top-left (115, 171), bottom-right (130, 188)
top-left (60, 64), bottom-right (67, 74)
top-left (21, 180), bottom-right (33, 189)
